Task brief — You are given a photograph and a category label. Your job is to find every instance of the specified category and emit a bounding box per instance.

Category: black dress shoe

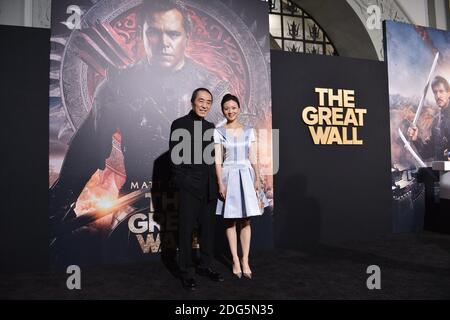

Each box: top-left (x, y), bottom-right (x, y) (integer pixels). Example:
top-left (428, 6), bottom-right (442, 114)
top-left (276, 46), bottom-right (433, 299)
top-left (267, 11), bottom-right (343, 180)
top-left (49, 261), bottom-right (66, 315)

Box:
top-left (197, 267), bottom-right (224, 282)
top-left (181, 278), bottom-right (197, 291)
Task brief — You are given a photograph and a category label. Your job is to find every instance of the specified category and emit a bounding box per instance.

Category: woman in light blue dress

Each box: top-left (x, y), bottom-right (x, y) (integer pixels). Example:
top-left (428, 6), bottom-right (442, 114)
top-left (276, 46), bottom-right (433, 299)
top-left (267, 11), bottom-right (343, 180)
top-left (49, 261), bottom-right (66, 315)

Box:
top-left (214, 94), bottom-right (268, 279)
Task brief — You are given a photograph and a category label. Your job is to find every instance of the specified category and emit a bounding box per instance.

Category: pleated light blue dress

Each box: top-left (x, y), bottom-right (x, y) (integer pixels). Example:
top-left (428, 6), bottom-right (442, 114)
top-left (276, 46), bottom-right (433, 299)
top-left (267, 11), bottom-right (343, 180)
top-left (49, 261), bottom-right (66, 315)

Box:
top-left (214, 126), bottom-right (268, 218)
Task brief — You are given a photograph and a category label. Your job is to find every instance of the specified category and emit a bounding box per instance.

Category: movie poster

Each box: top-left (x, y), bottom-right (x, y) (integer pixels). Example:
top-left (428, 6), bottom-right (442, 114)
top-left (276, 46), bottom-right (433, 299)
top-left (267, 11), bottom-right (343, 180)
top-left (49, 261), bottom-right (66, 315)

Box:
top-left (385, 21), bottom-right (450, 231)
top-left (49, 0), bottom-right (272, 267)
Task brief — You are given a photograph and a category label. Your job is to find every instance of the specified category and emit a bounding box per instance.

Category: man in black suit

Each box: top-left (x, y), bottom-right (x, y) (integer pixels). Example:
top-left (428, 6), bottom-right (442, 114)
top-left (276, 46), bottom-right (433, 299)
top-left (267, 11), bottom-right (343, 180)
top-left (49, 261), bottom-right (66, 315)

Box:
top-left (169, 88), bottom-right (224, 290)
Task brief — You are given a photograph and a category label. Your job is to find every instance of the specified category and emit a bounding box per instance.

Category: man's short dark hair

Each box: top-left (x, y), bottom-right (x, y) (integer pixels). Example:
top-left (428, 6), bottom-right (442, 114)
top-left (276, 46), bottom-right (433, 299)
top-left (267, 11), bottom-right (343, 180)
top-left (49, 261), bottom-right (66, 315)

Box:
top-left (431, 75), bottom-right (450, 92)
top-left (191, 88), bottom-right (213, 104)
top-left (139, 0), bottom-right (192, 35)
top-left (221, 93), bottom-right (240, 111)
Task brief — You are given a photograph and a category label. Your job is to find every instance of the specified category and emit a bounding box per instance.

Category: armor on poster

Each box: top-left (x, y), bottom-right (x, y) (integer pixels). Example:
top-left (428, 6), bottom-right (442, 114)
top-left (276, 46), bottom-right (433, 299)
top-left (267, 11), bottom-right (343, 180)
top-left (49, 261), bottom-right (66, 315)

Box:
top-left (49, 0), bottom-right (273, 267)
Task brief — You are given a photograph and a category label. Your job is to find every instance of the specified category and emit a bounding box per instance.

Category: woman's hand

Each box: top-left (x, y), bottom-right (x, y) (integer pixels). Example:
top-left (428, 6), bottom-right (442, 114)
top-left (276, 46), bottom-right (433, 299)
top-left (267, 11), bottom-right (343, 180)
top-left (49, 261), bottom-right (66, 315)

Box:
top-left (254, 176), bottom-right (261, 192)
top-left (219, 182), bottom-right (227, 200)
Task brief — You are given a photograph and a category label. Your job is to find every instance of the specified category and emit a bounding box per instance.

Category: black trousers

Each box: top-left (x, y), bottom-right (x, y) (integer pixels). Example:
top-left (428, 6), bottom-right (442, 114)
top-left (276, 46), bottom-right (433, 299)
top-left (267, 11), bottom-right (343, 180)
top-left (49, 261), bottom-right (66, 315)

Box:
top-left (178, 188), bottom-right (216, 279)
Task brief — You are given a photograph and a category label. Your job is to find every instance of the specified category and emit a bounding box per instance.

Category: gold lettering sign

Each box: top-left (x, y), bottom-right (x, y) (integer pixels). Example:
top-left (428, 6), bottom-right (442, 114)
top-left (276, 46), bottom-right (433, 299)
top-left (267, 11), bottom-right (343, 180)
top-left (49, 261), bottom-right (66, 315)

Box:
top-left (301, 88), bottom-right (367, 145)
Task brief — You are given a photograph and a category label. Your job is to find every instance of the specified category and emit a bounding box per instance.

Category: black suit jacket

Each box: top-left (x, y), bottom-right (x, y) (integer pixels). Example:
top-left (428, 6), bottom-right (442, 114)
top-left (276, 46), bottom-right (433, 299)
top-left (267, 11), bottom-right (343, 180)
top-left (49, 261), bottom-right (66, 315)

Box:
top-left (169, 110), bottom-right (218, 201)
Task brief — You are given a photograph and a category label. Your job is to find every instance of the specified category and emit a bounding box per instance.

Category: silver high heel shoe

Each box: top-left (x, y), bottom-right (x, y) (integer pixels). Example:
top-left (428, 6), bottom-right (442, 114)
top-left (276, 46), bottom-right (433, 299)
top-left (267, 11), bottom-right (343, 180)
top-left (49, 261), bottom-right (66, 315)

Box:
top-left (232, 261), bottom-right (242, 278)
top-left (240, 259), bottom-right (252, 279)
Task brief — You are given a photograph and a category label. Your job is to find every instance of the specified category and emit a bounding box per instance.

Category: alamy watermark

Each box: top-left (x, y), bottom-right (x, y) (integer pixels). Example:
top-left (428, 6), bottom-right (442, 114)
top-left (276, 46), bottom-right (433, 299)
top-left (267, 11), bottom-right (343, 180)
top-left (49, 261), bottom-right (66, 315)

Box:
top-left (62, 5), bottom-right (82, 30)
top-left (66, 265), bottom-right (81, 290)
top-left (366, 5), bottom-right (382, 30)
top-left (366, 265), bottom-right (381, 290)
top-left (170, 124), bottom-right (279, 176)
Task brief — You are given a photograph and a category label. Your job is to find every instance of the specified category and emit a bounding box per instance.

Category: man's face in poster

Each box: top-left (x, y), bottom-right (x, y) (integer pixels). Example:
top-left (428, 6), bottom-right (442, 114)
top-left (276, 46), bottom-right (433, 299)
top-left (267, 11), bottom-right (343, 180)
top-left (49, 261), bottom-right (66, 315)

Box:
top-left (432, 83), bottom-right (450, 109)
top-left (143, 8), bottom-right (188, 71)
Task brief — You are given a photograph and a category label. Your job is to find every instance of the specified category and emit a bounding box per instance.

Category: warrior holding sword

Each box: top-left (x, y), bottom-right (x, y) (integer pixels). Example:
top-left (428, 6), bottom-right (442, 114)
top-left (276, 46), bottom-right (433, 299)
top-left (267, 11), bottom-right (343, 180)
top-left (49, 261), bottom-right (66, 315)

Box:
top-left (407, 75), bottom-right (450, 162)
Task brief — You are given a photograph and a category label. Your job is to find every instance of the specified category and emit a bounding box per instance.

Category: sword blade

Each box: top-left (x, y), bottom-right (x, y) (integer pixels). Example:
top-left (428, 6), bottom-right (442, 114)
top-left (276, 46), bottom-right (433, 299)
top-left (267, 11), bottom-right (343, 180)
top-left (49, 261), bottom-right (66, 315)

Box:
top-left (398, 128), bottom-right (427, 167)
top-left (413, 52), bottom-right (440, 125)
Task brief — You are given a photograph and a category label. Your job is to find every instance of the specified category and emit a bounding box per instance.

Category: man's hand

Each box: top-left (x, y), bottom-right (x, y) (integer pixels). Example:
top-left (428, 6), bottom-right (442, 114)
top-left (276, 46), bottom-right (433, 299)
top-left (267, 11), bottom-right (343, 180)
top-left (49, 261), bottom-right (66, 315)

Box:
top-left (407, 125), bottom-right (419, 141)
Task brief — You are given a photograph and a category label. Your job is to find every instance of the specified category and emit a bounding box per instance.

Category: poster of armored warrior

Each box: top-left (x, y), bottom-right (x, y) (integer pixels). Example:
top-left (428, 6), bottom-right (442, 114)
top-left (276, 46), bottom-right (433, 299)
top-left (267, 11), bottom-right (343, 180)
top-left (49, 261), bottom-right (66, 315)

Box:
top-left (49, 0), bottom-right (273, 267)
top-left (386, 21), bottom-right (450, 231)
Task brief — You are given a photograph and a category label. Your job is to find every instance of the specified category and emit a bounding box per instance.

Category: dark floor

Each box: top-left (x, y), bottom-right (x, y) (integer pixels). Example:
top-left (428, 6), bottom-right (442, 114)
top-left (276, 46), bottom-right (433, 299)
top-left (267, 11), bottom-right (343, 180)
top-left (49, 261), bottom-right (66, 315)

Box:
top-left (1, 231), bottom-right (449, 300)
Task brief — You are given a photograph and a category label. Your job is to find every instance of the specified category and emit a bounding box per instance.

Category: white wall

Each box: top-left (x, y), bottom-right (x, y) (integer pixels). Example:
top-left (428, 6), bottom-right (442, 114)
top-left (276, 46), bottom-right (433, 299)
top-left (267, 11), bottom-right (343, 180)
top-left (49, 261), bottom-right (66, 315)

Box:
top-left (435, 0), bottom-right (448, 30)
top-left (0, 0), bottom-right (25, 27)
top-left (1, 0), bottom-right (447, 30)
top-left (397, 0), bottom-right (449, 30)
top-left (346, 0), bottom-right (448, 60)
top-left (397, 0), bottom-right (429, 26)
top-left (0, 0), bottom-right (50, 28)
